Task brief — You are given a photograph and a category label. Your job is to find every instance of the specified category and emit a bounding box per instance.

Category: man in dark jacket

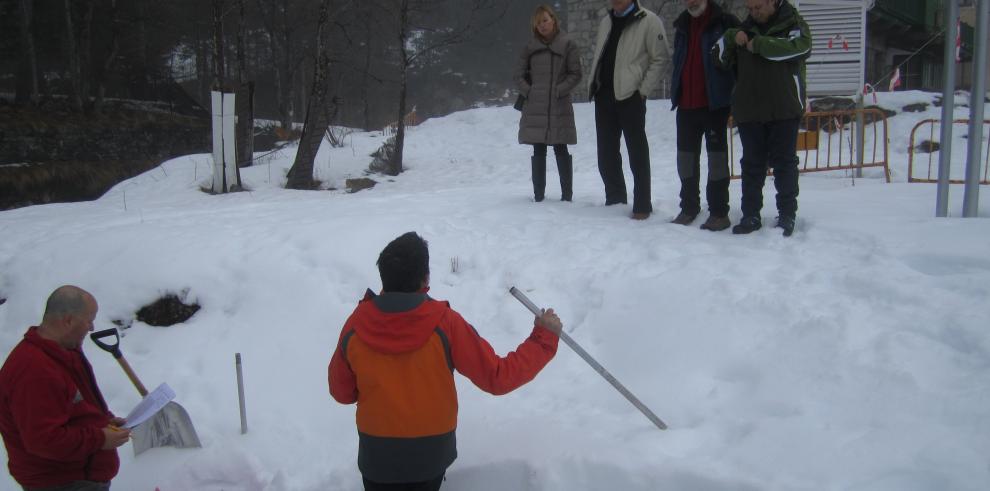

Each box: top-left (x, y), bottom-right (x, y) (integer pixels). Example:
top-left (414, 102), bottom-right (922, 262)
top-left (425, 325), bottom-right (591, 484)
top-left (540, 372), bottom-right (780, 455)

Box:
top-left (715, 0), bottom-right (811, 236)
top-left (670, 0), bottom-right (739, 231)
top-left (329, 232), bottom-right (561, 490)
top-left (0, 286), bottom-right (130, 491)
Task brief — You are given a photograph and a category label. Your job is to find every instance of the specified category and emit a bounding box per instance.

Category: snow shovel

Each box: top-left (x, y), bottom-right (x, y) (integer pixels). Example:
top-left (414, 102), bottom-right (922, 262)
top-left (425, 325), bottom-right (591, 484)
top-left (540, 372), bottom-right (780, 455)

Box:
top-left (90, 328), bottom-right (202, 455)
top-left (509, 287), bottom-right (668, 430)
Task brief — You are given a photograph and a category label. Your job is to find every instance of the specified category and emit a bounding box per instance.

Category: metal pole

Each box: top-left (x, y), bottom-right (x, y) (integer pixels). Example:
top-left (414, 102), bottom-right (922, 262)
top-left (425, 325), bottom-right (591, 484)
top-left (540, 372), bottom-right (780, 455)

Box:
top-left (508, 287), bottom-right (668, 431)
top-left (962, 0), bottom-right (988, 217)
top-left (236, 353), bottom-right (248, 434)
top-left (936, 0), bottom-right (958, 217)
top-left (856, 93), bottom-right (865, 178)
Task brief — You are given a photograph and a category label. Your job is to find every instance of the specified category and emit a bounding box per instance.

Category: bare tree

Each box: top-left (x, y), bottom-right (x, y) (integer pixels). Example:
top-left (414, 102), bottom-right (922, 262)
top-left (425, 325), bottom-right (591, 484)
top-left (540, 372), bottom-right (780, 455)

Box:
top-left (15, 0), bottom-right (40, 106)
top-left (91, 0), bottom-right (120, 115)
top-left (256, 0), bottom-right (313, 129)
top-left (63, 0), bottom-right (95, 112)
top-left (285, 0), bottom-right (337, 189)
top-left (381, 0), bottom-right (507, 176)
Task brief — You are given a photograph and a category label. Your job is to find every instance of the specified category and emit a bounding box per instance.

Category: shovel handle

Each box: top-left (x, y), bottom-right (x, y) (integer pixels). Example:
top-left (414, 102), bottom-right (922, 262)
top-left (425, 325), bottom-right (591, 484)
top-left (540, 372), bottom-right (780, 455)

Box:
top-left (90, 328), bottom-right (122, 358)
top-left (90, 328), bottom-right (149, 397)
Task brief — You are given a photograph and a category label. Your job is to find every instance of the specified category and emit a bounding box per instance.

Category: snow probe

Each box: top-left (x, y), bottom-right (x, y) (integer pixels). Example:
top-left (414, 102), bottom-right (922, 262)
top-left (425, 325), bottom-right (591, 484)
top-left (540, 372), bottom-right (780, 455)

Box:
top-left (90, 328), bottom-right (202, 455)
top-left (509, 287), bottom-right (668, 430)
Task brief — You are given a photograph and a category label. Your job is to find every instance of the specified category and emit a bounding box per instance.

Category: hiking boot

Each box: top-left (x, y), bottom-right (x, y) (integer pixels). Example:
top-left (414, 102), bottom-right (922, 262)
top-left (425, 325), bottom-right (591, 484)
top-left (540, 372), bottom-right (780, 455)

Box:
top-left (631, 212), bottom-right (650, 220)
top-left (732, 216), bottom-right (762, 234)
top-left (776, 216), bottom-right (795, 237)
top-left (670, 210), bottom-right (698, 225)
top-left (700, 215), bottom-right (731, 231)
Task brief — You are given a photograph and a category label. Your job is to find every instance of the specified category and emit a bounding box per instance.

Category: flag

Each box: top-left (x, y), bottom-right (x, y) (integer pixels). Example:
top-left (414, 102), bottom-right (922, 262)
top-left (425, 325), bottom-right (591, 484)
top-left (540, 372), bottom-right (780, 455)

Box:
top-left (955, 18), bottom-right (961, 62)
top-left (828, 34), bottom-right (849, 51)
top-left (888, 68), bottom-right (901, 92)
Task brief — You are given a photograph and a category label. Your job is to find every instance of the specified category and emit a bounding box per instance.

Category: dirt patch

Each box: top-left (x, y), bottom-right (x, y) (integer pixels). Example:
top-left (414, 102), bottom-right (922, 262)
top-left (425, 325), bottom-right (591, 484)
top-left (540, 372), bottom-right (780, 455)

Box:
top-left (903, 102), bottom-right (929, 113)
top-left (346, 178), bottom-right (377, 193)
top-left (136, 293), bottom-right (201, 327)
top-left (914, 140), bottom-right (940, 153)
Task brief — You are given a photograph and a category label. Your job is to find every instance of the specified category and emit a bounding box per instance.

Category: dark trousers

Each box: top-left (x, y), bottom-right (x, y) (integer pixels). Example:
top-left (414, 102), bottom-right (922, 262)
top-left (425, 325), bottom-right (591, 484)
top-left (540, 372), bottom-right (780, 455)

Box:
top-left (24, 481), bottom-right (110, 491)
top-left (676, 107), bottom-right (731, 217)
top-left (594, 92), bottom-right (652, 214)
top-left (532, 144), bottom-right (568, 159)
top-left (737, 118), bottom-right (801, 219)
top-left (363, 474), bottom-right (444, 491)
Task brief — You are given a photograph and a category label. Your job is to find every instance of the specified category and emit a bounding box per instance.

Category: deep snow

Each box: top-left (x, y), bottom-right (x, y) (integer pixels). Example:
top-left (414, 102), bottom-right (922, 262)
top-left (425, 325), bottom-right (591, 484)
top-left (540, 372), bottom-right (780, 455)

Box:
top-left (1, 91), bottom-right (989, 490)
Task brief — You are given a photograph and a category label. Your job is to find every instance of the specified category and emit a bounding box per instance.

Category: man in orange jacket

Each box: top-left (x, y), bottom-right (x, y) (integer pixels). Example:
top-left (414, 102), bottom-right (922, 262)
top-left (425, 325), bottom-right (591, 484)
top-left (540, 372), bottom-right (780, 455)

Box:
top-left (329, 232), bottom-right (562, 490)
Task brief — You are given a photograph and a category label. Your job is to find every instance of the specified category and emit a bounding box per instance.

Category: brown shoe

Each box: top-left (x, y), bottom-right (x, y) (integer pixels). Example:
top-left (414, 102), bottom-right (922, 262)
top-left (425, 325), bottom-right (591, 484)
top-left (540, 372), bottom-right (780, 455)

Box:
top-left (631, 212), bottom-right (650, 220)
top-left (670, 211), bottom-right (698, 225)
top-left (700, 215), bottom-right (731, 231)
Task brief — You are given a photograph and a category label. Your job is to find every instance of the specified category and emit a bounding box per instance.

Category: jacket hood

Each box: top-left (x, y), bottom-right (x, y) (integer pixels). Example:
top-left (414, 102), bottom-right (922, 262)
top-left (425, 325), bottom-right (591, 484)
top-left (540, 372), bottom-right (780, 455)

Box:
top-left (24, 327), bottom-right (78, 372)
top-left (351, 291), bottom-right (449, 354)
top-left (528, 30), bottom-right (571, 56)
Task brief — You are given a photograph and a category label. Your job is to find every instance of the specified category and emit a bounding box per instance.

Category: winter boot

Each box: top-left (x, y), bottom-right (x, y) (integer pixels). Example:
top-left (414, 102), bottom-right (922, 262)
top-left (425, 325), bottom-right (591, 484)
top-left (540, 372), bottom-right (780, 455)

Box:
top-left (531, 155), bottom-right (546, 202)
top-left (671, 210), bottom-right (698, 225)
top-left (732, 216), bottom-right (762, 235)
top-left (557, 153), bottom-right (573, 201)
top-left (776, 216), bottom-right (795, 237)
top-left (700, 215), bottom-right (731, 231)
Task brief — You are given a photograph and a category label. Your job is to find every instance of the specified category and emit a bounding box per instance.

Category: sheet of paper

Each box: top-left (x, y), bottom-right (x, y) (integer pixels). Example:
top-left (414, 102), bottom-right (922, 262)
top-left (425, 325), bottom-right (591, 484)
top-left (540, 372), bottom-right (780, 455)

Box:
top-left (123, 383), bottom-right (176, 429)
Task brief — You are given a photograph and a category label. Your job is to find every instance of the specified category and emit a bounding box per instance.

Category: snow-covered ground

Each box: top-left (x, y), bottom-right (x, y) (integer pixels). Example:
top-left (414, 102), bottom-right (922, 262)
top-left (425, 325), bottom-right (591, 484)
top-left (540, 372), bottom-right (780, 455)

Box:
top-left (1, 91), bottom-right (988, 490)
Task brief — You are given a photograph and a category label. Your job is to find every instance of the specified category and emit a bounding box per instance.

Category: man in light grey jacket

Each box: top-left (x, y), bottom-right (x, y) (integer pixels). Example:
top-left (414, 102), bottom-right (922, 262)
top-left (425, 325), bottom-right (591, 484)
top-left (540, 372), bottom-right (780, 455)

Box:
top-left (588, 0), bottom-right (668, 220)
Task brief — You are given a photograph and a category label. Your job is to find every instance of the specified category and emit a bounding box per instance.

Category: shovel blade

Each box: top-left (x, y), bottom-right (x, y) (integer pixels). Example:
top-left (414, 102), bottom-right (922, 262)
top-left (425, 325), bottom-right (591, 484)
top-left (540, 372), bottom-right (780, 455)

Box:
top-left (131, 402), bottom-right (202, 456)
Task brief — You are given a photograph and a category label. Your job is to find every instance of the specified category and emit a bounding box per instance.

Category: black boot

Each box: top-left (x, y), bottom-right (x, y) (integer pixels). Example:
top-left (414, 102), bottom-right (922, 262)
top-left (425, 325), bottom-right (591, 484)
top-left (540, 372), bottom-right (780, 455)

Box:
top-left (531, 155), bottom-right (546, 202)
top-left (557, 153), bottom-right (573, 201)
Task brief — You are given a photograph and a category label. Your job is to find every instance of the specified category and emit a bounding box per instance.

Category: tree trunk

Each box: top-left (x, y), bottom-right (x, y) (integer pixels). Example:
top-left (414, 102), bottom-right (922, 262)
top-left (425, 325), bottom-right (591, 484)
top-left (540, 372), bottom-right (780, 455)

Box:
top-left (258, 0), bottom-right (294, 130)
top-left (15, 0), bottom-right (39, 106)
top-left (235, 0), bottom-right (254, 168)
top-left (212, 0), bottom-right (226, 90)
top-left (92, 0), bottom-right (120, 115)
top-left (63, 0), bottom-right (83, 112)
top-left (285, 0), bottom-right (333, 190)
top-left (361, 23), bottom-right (372, 131)
top-left (390, 0), bottom-right (410, 176)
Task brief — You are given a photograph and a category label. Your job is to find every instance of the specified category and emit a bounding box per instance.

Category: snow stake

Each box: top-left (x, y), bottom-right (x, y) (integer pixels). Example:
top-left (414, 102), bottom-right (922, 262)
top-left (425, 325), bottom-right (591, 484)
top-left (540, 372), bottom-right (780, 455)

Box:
top-left (509, 287), bottom-right (668, 430)
top-left (236, 353), bottom-right (248, 434)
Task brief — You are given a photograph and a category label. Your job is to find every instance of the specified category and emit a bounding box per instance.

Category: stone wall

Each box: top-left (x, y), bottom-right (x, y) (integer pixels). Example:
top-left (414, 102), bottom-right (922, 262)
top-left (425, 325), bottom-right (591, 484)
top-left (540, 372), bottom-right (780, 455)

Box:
top-left (0, 102), bottom-right (211, 209)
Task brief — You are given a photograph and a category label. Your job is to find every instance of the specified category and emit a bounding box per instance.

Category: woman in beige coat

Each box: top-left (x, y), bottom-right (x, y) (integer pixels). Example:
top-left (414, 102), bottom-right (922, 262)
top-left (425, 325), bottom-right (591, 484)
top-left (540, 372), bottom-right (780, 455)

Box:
top-left (515, 5), bottom-right (582, 202)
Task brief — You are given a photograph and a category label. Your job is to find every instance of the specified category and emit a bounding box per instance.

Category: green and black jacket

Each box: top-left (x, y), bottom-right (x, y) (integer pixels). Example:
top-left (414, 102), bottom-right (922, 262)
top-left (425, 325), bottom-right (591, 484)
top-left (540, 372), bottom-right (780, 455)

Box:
top-left (713, 0), bottom-right (811, 123)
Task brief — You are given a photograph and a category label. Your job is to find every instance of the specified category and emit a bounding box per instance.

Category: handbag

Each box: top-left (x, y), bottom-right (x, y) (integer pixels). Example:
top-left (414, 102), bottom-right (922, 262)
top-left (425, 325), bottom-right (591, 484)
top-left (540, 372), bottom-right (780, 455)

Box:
top-left (513, 93), bottom-right (526, 111)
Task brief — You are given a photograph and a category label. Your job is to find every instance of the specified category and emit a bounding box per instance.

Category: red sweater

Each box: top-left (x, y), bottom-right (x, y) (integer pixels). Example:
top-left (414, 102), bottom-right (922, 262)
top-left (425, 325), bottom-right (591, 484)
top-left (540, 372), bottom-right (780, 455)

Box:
top-left (0, 328), bottom-right (119, 487)
top-left (679, 5), bottom-right (714, 109)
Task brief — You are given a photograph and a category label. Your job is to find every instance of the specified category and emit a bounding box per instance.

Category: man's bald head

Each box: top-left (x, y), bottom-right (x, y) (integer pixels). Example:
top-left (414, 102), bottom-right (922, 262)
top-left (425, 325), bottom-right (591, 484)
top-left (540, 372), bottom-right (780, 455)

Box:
top-left (43, 286), bottom-right (94, 322)
top-left (39, 286), bottom-right (98, 349)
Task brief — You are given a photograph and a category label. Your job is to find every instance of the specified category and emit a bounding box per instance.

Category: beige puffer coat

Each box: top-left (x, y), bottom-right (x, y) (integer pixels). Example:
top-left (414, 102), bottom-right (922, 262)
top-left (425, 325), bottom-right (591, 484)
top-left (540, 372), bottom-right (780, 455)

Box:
top-left (515, 31), bottom-right (582, 145)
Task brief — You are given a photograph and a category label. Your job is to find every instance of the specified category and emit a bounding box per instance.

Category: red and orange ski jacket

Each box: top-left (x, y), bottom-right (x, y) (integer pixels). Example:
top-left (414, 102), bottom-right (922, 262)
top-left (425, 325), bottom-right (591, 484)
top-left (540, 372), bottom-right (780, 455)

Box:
top-left (328, 290), bottom-right (558, 483)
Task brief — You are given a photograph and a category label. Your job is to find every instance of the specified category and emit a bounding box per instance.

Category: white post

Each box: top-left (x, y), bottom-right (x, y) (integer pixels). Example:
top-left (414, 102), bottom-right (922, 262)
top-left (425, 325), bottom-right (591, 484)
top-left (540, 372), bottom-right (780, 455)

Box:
top-left (211, 91), bottom-right (240, 193)
top-left (211, 91), bottom-right (224, 193)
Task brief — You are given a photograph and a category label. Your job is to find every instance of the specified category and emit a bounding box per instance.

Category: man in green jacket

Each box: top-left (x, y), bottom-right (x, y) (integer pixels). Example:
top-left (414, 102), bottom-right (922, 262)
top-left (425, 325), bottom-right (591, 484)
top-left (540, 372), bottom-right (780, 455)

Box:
top-left (714, 0), bottom-right (811, 236)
